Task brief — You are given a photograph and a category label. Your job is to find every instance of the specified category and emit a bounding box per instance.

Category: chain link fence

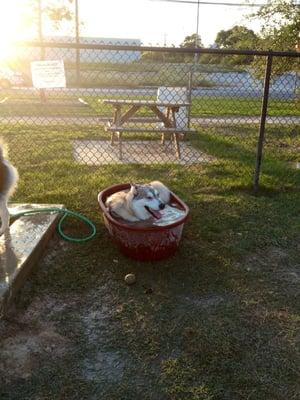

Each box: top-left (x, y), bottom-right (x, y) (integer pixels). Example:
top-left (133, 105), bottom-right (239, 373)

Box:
top-left (0, 42), bottom-right (299, 209)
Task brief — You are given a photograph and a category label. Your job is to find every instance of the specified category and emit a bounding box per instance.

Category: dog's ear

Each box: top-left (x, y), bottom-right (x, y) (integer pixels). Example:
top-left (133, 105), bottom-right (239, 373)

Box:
top-left (130, 183), bottom-right (138, 197)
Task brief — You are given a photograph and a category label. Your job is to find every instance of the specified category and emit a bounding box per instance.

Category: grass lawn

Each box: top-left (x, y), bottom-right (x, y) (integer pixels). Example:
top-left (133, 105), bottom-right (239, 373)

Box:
top-left (0, 93), bottom-right (299, 118)
top-left (0, 123), bottom-right (299, 399)
top-left (191, 97), bottom-right (300, 117)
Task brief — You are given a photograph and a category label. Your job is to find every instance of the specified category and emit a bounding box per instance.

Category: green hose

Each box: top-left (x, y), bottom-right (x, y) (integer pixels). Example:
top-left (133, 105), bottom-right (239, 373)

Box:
top-left (11, 207), bottom-right (97, 243)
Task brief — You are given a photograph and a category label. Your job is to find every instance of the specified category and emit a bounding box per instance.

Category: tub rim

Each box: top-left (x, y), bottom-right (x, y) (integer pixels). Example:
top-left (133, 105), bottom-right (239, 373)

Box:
top-left (98, 183), bottom-right (189, 232)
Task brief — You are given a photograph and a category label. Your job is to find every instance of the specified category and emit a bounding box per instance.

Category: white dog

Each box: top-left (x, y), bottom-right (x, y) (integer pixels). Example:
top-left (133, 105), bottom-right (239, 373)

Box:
top-left (106, 181), bottom-right (170, 222)
top-left (0, 144), bottom-right (18, 235)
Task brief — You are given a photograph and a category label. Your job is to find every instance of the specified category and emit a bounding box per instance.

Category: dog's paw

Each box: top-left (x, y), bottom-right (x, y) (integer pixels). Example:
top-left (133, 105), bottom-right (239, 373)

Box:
top-left (126, 216), bottom-right (140, 222)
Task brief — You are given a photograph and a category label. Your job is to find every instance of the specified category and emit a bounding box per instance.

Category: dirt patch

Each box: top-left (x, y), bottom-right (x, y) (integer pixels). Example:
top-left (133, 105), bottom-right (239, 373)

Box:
top-left (0, 323), bottom-right (70, 380)
top-left (82, 351), bottom-right (125, 383)
top-left (81, 305), bottom-right (113, 345)
top-left (182, 294), bottom-right (227, 309)
top-left (0, 290), bottom-right (80, 382)
top-left (41, 237), bottom-right (70, 267)
top-left (236, 246), bottom-right (290, 272)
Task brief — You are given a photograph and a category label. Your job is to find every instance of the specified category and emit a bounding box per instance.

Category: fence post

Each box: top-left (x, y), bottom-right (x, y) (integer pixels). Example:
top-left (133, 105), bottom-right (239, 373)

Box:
top-left (187, 66), bottom-right (192, 129)
top-left (253, 52), bottom-right (273, 193)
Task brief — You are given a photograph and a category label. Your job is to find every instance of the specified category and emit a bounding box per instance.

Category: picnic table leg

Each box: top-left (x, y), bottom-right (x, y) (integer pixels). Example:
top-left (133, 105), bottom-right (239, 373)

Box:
top-left (161, 107), bottom-right (171, 145)
top-left (171, 108), bottom-right (181, 159)
top-left (117, 132), bottom-right (122, 160)
top-left (111, 105), bottom-right (121, 145)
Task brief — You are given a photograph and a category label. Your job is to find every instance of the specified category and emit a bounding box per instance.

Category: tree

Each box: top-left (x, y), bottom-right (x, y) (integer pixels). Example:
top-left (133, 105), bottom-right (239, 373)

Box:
top-left (214, 25), bottom-right (259, 65)
top-left (215, 26), bottom-right (258, 49)
top-left (44, 0), bottom-right (74, 28)
top-left (22, 0), bottom-right (75, 36)
top-left (248, 0), bottom-right (300, 77)
top-left (180, 34), bottom-right (203, 49)
top-left (179, 34), bottom-right (203, 62)
top-left (249, 0), bottom-right (300, 51)
top-left (141, 50), bottom-right (182, 63)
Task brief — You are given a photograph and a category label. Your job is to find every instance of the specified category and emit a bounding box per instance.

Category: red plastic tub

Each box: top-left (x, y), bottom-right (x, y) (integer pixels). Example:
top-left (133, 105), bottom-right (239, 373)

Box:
top-left (98, 183), bottom-right (189, 262)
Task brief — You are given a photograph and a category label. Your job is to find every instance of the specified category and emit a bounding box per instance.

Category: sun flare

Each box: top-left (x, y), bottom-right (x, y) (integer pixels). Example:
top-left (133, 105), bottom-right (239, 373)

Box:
top-left (0, 1), bottom-right (33, 61)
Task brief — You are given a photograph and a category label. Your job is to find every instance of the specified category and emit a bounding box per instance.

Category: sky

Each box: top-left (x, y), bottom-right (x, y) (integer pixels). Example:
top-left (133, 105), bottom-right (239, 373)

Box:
top-left (77, 0), bottom-right (263, 46)
top-left (0, 0), bottom-right (266, 53)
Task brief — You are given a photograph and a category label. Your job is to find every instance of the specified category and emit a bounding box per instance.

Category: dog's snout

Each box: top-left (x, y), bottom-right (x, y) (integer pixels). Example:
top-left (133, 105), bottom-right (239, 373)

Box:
top-left (159, 203), bottom-right (165, 210)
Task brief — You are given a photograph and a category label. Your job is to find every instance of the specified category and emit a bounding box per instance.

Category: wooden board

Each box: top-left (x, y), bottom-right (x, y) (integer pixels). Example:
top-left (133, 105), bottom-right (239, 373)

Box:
top-left (0, 204), bottom-right (64, 317)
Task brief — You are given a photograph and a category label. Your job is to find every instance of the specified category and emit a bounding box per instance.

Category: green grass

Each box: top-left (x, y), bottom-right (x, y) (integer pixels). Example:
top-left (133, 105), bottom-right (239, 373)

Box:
top-left (191, 97), bottom-right (300, 117)
top-left (1, 94), bottom-right (299, 118)
top-left (0, 123), bottom-right (299, 399)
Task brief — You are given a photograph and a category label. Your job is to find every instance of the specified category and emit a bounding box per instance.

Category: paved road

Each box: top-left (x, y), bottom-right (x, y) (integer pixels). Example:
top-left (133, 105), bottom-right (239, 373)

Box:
top-left (2, 83), bottom-right (298, 99)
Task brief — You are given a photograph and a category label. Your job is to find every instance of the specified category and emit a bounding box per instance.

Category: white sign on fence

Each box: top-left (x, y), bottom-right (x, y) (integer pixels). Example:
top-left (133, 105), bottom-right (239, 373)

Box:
top-left (31, 60), bottom-right (66, 89)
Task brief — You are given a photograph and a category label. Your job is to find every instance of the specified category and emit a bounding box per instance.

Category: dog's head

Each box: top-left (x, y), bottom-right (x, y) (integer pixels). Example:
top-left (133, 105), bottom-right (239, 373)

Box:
top-left (129, 184), bottom-right (165, 220)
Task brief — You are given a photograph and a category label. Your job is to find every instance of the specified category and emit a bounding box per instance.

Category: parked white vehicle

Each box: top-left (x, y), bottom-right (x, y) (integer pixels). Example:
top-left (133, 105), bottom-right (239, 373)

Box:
top-left (0, 67), bottom-right (25, 88)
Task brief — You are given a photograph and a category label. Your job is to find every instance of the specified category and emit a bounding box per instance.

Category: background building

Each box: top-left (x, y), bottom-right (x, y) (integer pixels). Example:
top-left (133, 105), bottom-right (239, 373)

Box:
top-left (20, 36), bottom-right (142, 63)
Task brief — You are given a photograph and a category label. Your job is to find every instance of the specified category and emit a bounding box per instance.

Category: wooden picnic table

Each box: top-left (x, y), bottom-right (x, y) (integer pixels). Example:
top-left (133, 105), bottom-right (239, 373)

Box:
top-left (102, 99), bottom-right (194, 159)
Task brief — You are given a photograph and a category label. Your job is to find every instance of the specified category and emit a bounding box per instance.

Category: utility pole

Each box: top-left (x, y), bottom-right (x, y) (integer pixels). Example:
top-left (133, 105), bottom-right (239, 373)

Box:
top-left (189, 0), bottom-right (200, 127)
top-left (195, 0), bottom-right (200, 48)
top-left (75, 0), bottom-right (80, 86)
top-left (38, 0), bottom-right (46, 102)
top-left (194, 0), bottom-right (200, 62)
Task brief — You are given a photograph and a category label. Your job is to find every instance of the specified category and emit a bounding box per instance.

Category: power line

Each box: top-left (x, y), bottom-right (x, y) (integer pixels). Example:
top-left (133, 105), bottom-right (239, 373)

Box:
top-left (149, 0), bottom-right (299, 6)
top-left (149, 0), bottom-right (262, 6)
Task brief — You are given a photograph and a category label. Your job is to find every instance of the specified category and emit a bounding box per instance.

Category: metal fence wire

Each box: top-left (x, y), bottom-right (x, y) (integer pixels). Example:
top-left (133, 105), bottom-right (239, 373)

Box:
top-left (0, 42), bottom-right (299, 208)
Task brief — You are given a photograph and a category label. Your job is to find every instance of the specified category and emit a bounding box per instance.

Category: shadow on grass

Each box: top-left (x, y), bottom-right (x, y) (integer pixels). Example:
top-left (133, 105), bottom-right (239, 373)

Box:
top-left (190, 127), bottom-right (299, 190)
top-left (5, 179), bottom-right (299, 400)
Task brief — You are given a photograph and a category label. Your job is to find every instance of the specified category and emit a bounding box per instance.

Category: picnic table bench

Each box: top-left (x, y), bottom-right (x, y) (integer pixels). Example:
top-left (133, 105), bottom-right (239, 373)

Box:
top-left (102, 99), bottom-right (195, 159)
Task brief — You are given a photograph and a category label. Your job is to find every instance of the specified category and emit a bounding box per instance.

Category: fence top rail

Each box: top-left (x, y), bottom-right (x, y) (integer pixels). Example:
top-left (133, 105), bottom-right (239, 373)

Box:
top-left (103, 99), bottom-right (190, 107)
top-left (16, 41), bottom-right (300, 58)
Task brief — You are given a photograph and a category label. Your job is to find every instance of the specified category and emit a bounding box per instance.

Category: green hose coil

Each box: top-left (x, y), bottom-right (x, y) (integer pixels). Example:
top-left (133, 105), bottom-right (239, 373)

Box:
top-left (12, 207), bottom-right (97, 243)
